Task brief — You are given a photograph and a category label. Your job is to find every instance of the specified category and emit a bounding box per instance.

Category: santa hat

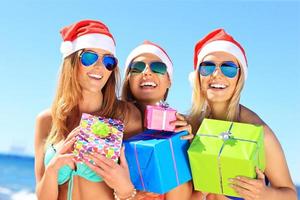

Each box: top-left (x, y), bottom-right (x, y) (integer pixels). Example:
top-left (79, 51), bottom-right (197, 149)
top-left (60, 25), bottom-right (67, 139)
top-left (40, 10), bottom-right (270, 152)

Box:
top-left (60, 19), bottom-right (116, 58)
top-left (124, 41), bottom-right (173, 81)
top-left (193, 28), bottom-right (248, 80)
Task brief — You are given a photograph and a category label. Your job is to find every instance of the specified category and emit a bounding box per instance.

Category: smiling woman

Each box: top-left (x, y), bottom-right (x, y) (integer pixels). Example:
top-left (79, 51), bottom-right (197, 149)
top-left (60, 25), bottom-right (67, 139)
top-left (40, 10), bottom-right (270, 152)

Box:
top-left (121, 41), bottom-right (193, 200)
top-left (189, 29), bottom-right (297, 200)
top-left (34, 19), bottom-right (142, 200)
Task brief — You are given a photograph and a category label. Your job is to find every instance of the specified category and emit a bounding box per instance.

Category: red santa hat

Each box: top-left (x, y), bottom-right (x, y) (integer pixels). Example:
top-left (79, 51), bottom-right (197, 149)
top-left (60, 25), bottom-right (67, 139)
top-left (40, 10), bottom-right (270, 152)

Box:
top-left (193, 28), bottom-right (248, 79)
top-left (60, 19), bottom-right (116, 58)
top-left (124, 41), bottom-right (173, 81)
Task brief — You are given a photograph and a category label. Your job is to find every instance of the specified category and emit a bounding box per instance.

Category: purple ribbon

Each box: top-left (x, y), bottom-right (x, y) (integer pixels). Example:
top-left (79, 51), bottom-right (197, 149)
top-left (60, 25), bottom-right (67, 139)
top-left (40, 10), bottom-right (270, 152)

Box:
top-left (133, 132), bottom-right (180, 191)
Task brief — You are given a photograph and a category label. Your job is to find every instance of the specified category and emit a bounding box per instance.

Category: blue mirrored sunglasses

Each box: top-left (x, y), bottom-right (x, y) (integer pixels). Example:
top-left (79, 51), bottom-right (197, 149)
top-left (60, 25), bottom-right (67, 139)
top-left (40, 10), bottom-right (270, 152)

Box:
top-left (199, 61), bottom-right (239, 78)
top-left (129, 61), bottom-right (167, 75)
top-left (80, 51), bottom-right (118, 71)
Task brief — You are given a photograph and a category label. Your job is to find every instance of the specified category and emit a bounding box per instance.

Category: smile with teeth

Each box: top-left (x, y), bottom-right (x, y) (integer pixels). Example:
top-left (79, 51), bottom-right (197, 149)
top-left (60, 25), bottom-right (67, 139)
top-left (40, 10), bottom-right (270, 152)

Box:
top-left (88, 73), bottom-right (103, 80)
top-left (140, 81), bottom-right (157, 88)
top-left (209, 83), bottom-right (227, 89)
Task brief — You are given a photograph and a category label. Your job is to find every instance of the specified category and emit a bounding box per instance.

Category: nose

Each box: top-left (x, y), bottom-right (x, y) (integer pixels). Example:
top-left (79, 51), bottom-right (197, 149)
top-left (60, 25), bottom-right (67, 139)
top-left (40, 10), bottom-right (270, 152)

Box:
top-left (212, 66), bottom-right (222, 77)
top-left (142, 65), bottom-right (152, 76)
top-left (92, 57), bottom-right (104, 69)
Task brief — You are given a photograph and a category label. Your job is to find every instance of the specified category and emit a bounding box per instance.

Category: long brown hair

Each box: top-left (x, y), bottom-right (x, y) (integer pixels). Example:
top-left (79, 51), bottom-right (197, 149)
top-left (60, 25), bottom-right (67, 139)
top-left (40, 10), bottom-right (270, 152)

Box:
top-left (46, 50), bottom-right (128, 146)
top-left (189, 62), bottom-right (245, 133)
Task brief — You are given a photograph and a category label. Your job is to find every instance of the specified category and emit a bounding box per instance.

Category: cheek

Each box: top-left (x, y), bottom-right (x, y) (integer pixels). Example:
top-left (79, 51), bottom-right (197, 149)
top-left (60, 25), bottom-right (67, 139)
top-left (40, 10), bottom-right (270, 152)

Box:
top-left (128, 76), bottom-right (139, 91)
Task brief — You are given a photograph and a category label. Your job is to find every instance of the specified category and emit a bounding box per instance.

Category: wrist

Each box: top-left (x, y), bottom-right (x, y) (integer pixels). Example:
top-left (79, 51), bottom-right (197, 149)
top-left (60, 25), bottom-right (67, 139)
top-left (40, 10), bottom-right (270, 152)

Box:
top-left (113, 184), bottom-right (136, 200)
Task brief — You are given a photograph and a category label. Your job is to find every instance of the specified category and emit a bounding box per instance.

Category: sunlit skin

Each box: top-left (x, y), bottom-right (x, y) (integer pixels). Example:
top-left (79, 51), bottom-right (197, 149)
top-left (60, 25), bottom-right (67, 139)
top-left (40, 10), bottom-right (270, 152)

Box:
top-left (191, 51), bottom-right (297, 200)
top-left (35, 47), bottom-right (142, 200)
top-left (126, 53), bottom-right (193, 199)
top-left (128, 53), bottom-right (171, 105)
top-left (200, 52), bottom-right (239, 104)
top-left (78, 48), bottom-right (113, 93)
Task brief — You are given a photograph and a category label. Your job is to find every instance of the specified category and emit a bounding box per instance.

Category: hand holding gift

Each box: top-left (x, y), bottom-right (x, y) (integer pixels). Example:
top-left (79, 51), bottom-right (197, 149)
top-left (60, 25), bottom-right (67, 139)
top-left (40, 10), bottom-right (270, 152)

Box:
top-left (73, 113), bottom-right (124, 164)
top-left (144, 100), bottom-right (177, 131)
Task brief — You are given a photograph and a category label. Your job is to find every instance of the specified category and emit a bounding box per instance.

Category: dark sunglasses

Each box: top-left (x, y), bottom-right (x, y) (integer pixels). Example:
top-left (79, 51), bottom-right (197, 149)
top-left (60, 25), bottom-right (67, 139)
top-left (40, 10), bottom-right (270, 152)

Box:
top-left (129, 61), bottom-right (167, 75)
top-left (79, 51), bottom-right (118, 71)
top-left (199, 61), bottom-right (239, 78)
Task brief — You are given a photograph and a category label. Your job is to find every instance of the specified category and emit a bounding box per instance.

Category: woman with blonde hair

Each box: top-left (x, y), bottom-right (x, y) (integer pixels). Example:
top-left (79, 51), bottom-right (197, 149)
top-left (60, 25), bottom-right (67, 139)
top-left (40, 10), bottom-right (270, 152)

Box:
top-left (34, 19), bottom-right (141, 200)
top-left (189, 29), bottom-right (297, 200)
top-left (121, 41), bottom-right (193, 200)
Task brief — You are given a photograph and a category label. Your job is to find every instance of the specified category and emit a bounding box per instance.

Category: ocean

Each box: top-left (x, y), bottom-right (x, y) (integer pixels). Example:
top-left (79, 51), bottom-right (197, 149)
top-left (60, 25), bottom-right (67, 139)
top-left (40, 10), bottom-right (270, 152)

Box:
top-left (0, 154), bottom-right (36, 200)
top-left (0, 153), bottom-right (299, 200)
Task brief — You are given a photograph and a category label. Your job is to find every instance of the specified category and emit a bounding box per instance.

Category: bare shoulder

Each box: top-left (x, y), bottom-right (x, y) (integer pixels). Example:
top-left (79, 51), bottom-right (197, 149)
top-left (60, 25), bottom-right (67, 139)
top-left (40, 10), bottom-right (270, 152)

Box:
top-left (240, 106), bottom-right (277, 143)
top-left (35, 108), bottom-right (52, 141)
top-left (123, 102), bottom-right (142, 138)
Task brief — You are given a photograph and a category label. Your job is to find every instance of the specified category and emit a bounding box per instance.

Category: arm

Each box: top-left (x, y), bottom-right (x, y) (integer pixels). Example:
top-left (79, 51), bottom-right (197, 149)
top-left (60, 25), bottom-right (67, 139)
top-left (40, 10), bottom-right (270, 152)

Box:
top-left (165, 181), bottom-right (193, 200)
top-left (262, 125), bottom-right (297, 199)
top-left (231, 116), bottom-right (297, 199)
top-left (123, 102), bottom-right (143, 139)
top-left (34, 109), bottom-right (59, 200)
top-left (34, 110), bottom-right (78, 200)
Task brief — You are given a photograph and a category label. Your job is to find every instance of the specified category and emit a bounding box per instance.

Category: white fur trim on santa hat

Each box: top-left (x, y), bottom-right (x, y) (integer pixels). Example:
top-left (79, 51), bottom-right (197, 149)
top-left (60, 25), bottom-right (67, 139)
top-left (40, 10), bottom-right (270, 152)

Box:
top-left (60, 33), bottom-right (116, 58)
top-left (124, 44), bottom-right (173, 81)
top-left (196, 40), bottom-right (248, 79)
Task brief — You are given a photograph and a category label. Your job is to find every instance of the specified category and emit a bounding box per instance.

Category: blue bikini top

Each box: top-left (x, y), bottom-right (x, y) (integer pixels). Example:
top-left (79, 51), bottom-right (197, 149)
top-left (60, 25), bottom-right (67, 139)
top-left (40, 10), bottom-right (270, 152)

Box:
top-left (44, 144), bottom-right (103, 200)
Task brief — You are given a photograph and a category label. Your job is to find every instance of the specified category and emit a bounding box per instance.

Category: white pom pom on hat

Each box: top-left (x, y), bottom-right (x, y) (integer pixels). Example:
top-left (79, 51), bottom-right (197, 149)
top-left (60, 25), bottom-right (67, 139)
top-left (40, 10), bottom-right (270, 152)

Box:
top-left (190, 28), bottom-right (248, 86)
top-left (60, 19), bottom-right (116, 58)
top-left (124, 40), bottom-right (173, 82)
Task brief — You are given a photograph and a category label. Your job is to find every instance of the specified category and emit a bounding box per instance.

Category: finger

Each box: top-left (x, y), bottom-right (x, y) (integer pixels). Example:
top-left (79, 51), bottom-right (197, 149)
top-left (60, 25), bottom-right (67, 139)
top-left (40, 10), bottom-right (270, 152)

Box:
top-left (236, 176), bottom-right (259, 186)
top-left (175, 112), bottom-right (185, 121)
top-left (56, 153), bottom-right (76, 170)
top-left (171, 120), bottom-right (188, 127)
top-left (230, 184), bottom-right (256, 199)
top-left (174, 125), bottom-right (190, 133)
top-left (229, 178), bottom-right (256, 192)
top-left (256, 167), bottom-right (265, 180)
top-left (84, 159), bottom-right (107, 178)
top-left (66, 126), bottom-right (81, 141)
top-left (59, 137), bottom-right (77, 154)
top-left (120, 146), bottom-right (128, 169)
top-left (180, 134), bottom-right (194, 140)
top-left (88, 153), bottom-right (115, 171)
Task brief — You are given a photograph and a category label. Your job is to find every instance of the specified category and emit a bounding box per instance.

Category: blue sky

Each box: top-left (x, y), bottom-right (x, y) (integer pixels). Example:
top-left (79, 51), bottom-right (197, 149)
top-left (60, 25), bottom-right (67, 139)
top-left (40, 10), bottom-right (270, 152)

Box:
top-left (0, 0), bottom-right (299, 184)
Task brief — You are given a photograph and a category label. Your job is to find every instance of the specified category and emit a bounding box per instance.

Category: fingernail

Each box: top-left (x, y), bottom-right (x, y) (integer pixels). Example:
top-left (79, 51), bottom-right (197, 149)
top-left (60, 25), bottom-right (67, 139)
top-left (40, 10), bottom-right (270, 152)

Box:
top-left (228, 178), bottom-right (234, 182)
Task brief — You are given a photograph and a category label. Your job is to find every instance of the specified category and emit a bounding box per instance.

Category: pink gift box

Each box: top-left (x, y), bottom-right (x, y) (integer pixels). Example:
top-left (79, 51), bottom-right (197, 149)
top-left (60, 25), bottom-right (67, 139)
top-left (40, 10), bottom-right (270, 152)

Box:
top-left (144, 105), bottom-right (177, 131)
top-left (73, 113), bottom-right (124, 164)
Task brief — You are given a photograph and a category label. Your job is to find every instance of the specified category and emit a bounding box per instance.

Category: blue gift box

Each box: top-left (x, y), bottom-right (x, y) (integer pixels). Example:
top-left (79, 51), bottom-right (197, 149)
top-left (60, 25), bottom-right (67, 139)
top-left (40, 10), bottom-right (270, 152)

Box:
top-left (124, 130), bottom-right (192, 194)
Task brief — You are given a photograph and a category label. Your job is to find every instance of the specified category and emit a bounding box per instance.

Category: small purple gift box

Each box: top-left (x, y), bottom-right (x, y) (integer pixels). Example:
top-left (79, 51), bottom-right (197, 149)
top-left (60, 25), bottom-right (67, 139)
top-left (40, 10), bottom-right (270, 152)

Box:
top-left (144, 102), bottom-right (177, 131)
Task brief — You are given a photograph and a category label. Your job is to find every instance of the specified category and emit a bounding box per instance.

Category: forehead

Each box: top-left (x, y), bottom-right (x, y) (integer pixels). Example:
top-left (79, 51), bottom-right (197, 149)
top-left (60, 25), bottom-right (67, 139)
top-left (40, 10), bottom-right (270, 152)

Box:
top-left (202, 51), bottom-right (238, 64)
top-left (132, 53), bottom-right (162, 62)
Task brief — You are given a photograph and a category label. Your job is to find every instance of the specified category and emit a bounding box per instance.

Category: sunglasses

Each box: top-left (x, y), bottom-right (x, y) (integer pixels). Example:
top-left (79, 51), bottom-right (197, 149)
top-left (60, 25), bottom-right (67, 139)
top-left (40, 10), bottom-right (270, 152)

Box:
top-left (129, 61), bottom-right (167, 75)
top-left (199, 61), bottom-right (239, 78)
top-left (79, 51), bottom-right (118, 71)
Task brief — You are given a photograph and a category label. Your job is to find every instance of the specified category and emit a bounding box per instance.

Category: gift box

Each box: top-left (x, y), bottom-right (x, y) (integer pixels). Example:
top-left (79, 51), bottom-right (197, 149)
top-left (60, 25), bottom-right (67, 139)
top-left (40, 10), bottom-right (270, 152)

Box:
top-left (144, 103), bottom-right (177, 131)
top-left (124, 130), bottom-right (192, 194)
top-left (187, 118), bottom-right (265, 197)
top-left (73, 113), bottom-right (124, 164)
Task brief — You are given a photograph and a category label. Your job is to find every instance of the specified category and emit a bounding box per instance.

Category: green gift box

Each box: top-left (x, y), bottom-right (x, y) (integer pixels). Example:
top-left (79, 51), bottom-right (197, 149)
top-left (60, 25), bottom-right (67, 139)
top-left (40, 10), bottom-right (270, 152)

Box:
top-left (187, 118), bottom-right (265, 197)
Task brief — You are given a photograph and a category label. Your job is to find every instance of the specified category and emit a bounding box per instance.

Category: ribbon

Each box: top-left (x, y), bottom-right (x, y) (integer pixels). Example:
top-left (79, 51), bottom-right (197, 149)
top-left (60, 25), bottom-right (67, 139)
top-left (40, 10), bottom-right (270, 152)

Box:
top-left (157, 100), bottom-right (170, 108)
top-left (197, 122), bottom-right (260, 194)
top-left (132, 132), bottom-right (181, 191)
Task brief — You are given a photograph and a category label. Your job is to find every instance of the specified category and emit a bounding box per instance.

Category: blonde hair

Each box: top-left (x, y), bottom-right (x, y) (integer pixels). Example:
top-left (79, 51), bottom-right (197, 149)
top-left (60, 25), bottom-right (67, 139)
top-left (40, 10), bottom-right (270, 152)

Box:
top-left (46, 50), bottom-right (128, 146)
top-left (189, 63), bottom-right (245, 133)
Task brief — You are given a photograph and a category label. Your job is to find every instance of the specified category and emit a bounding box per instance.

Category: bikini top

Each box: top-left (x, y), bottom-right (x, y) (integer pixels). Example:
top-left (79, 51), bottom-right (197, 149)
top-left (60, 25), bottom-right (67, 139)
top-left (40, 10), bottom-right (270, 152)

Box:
top-left (44, 144), bottom-right (102, 200)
